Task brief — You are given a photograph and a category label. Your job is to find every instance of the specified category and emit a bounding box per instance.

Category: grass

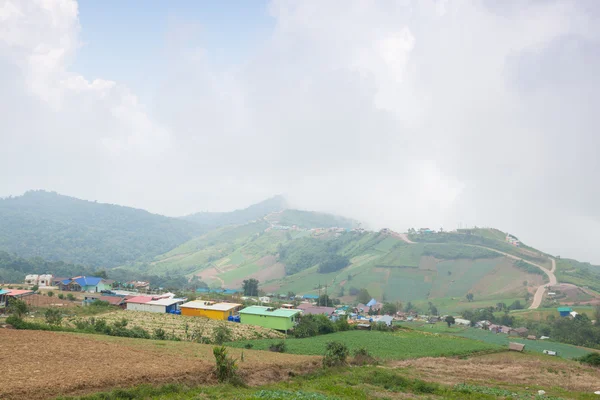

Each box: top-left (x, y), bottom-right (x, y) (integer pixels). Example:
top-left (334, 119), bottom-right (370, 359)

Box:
top-left (454, 327), bottom-right (593, 359)
top-left (225, 330), bottom-right (501, 360)
top-left (54, 363), bottom-right (599, 400)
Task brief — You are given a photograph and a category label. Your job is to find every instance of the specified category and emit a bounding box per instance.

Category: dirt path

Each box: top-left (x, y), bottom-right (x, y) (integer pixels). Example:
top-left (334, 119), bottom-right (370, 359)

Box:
top-left (462, 244), bottom-right (556, 309)
top-left (394, 232), bottom-right (415, 244)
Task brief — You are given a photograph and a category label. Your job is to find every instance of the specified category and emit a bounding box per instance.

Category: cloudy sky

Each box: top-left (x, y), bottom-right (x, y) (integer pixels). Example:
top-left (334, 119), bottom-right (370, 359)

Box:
top-left (1, 0), bottom-right (599, 263)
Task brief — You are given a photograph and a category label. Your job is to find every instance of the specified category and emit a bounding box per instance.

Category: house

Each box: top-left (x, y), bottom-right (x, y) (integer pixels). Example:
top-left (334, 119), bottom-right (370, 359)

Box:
top-left (126, 296), bottom-right (184, 313)
top-left (510, 327), bottom-right (529, 337)
top-left (25, 274), bottom-right (53, 287)
top-left (58, 276), bottom-right (112, 293)
top-left (297, 303), bottom-right (335, 316)
top-left (126, 281), bottom-right (150, 290)
top-left (0, 289), bottom-right (10, 308)
top-left (455, 318), bottom-right (471, 326)
top-left (179, 301), bottom-right (242, 320)
top-left (557, 306), bottom-right (572, 317)
top-left (239, 306), bottom-right (300, 331)
top-left (527, 335), bottom-right (537, 340)
top-left (302, 294), bottom-right (320, 300)
top-left (258, 296), bottom-right (270, 304)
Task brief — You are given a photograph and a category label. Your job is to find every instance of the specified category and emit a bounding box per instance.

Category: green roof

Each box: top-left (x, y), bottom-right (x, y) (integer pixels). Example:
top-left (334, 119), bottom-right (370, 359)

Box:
top-left (239, 306), bottom-right (300, 318)
top-left (557, 307), bottom-right (573, 312)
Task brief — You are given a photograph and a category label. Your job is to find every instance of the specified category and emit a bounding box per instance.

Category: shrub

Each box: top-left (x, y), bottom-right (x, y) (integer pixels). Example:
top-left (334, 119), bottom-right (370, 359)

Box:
top-left (44, 308), bottom-right (63, 325)
top-left (352, 347), bottom-right (378, 366)
top-left (213, 324), bottom-right (233, 345)
top-left (153, 328), bottom-right (167, 340)
top-left (413, 380), bottom-right (437, 394)
top-left (244, 343), bottom-right (254, 349)
top-left (47, 291), bottom-right (54, 297)
top-left (334, 317), bottom-right (351, 332)
top-left (213, 346), bottom-right (243, 385)
top-left (323, 341), bottom-right (349, 367)
top-left (57, 293), bottom-right (64, 300)
top-left (293, 314), bottom-right (336, 338)
top-left (269, 341), bottom-right (286, 353)
top-left (7, 299), bottom-right (28, 318)
top-left (66, 293), bottom-right (76, 301)
top-left (31, 285), bottom-right (39, 292)
top-left (577, 353), bottom-right (600, 367)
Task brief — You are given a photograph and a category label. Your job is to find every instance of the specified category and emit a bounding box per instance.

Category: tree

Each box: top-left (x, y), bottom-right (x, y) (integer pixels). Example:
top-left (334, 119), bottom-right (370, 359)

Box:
top-left (45, 308), bottom-right (62, 325)
top-left (31, 285), bottom-right (39, 292)
top-left (404, 301), bottom-right (416, 312)
top-left (318, 294), bottom-right (334, 307)
top-left (348, 287), bottom-right (359, 296)
top-left (66, 293), bottom-right (75, 301)
top-left (445, 315), bottom-right (455, 327)
top-left (338, 287), bottom-right (345, 297)
top-left (92, 270), bottom-right (109, 279)
top-left (8, 299), bottom-right (28, 318)
top-left (466, 293), bottom-right (474, 302)
top-left (428, 302), bottom-right (439, 316)
top-left (47, 291), bottom-right (54, 297)
top-left (287, 291), bottom-right (296, 299)
top-left (496, 302), bottom-right (506, 312)
top-left (382, 302), bottom-right (398, 315)
top-left (356, 288), bottom-right (371, 304)
top-left (242, 279), bottom-right (259, 296)
top-left (594, 305), bottom-right (600, 326)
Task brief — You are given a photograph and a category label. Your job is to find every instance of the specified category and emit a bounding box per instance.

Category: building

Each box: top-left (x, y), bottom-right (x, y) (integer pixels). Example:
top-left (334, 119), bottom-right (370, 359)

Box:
top-left (296, 303), bottom-right (335, 316)
top-left (125, 296), bottom-right (184, 313)
top-left (179, 300), bottom-right (242, 320)
top-left (557, 307), bottom-right (572, 317)
top-left (510, 327), bottom-right (529, 337)
top-left (58, 276), bottom-right (112, 293)
top-left (374, 315), bottom-right (394, 326)
top-left (302, 294), bottom-right (319, 300)
top-left (454, 318), bottom-right (471, 326)
top-left (84, 295), bottom-right (126, 308)
top-left (25, 274), bottom-right (54, 287)
top-left (258, 296), bottom-right (270, 303)
top-left (239, 306), bottom-right (300, 331)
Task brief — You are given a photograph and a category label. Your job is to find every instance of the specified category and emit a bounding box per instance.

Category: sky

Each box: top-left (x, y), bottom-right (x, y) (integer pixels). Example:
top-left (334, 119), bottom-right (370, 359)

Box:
top-left (1, 0), bottom-right (599, 263)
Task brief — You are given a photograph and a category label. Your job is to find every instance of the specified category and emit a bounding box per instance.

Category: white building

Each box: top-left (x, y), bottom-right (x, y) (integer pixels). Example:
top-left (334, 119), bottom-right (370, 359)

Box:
top-left (125, 296), bottom-right (185, 313)
top-left (259, 296), bottom-right (270, 304)
top-left (455, 318), bottom-right (471, 326)
top-left (24, 274), bottom-right (53, 287)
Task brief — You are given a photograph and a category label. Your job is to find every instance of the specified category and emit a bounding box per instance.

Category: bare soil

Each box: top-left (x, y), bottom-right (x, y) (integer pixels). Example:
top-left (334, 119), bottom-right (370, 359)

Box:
top-left (391, 352), bottom-right (600, 392)
top-left (21, 294), bottom-right (75, 308)
top-left (0, 329), bottom-right (320, 399)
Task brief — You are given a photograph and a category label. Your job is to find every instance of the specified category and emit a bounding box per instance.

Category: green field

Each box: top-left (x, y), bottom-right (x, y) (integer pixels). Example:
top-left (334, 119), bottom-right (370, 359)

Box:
top-left (225, 330), bottom-right (500, 360)
top-left (454, 328), bottom-right (593, 359)
top-left (397, 322), bottom-right (594, 359)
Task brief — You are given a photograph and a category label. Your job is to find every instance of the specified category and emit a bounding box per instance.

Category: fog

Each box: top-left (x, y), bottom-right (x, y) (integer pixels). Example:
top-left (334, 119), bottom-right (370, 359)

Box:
top-left (1, 0), bottom-right (599, 263)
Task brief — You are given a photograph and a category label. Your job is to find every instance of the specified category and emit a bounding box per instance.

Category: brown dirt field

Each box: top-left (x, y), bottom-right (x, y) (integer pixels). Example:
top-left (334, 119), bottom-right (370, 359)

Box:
top-left (471, 259), bottom-right (543, 296)
top-left (0, 330), bottom-right (320, 400)
top-left (21, 294), bottom-right (75, 308)
top-left (550, 283), bottom-right (600, 305)
top-left (390, 352), bottom-right (600, 392)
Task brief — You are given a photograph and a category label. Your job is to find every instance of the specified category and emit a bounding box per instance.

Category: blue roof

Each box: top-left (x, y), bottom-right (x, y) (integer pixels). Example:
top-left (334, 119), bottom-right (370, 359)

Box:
top-left (0, 289), bottom-right (10, 295)
top-left (303, 294), bottom-right (319, 299)
top-left (366, 298), bottom-right (377, 307)
top-left (62, 276), bottom-right (104, 287)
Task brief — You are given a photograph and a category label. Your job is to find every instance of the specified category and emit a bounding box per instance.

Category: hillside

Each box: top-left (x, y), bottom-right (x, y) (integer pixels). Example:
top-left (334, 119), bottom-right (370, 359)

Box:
top-left (0, 191), bottom-right (203, 267)
top-left (143, 224), bottom-right (566, 311)
top-left (181, 195), bottom-right (287, 228)
top-left (264, 209), bottom-right (358, 229)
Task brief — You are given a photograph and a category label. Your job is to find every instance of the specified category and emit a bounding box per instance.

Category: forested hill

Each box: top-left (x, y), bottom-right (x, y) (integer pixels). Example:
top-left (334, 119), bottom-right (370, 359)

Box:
top-left (181, 195), bottom-right (288, 228)
top-left (0, 191), bottom-right (203, 267)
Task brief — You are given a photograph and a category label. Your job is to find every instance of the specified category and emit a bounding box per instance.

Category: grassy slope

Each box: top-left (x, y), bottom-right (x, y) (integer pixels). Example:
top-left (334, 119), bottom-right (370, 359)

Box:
top-left (226, 330), bottom-right (500, 359)
top-left (265, 209), bottom-right (357, 229)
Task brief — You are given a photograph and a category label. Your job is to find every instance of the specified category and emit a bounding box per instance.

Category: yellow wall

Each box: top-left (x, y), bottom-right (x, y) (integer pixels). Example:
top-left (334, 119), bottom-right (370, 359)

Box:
top-left (180, 307), bottom-right (234, 320)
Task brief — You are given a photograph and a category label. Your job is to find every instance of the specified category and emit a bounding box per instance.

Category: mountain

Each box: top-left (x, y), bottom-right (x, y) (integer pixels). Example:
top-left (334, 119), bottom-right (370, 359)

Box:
top-left (182, 195), bottom-right (288, 228)
top-left (0, 190), bottom-right (203, 267)
top-left (265, 209), bottom-right (358, 229)
top-left (142, 223), bottom-right (600, 313)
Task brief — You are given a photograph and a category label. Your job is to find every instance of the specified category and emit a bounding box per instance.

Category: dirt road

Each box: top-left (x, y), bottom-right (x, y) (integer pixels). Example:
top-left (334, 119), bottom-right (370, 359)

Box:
top-left (462, 245), bottom-right (556, 309)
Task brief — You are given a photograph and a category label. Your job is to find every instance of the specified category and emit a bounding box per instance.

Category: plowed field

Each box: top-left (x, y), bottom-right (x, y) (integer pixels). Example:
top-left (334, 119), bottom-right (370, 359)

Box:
top-left (0, 330), bottom-right (320, 399)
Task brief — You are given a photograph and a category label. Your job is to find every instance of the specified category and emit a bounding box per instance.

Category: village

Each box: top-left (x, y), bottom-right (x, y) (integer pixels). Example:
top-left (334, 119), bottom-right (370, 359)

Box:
top-left (1, 272), bottom-right (577, 347)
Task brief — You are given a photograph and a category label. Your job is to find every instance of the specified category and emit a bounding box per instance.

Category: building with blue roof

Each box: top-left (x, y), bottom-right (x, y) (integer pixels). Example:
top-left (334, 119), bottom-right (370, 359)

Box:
top-left (302, 294), bottom-right (319, 300)
top-left (58, 276), bottom-right (112, 293)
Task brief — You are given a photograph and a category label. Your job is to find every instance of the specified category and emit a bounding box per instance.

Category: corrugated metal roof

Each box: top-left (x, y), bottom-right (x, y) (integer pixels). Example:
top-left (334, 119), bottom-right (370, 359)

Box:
top-left (180, 301), bottom-right (241, 311)
top-left (239, 306), bottom-right (300, 318)
top-left (6, 289), bottom-right (34, 296)
top-left (0, 289), bottom-right (10, 295)
top-left (148, 298), bottom-right (183, 306)
top-left (125, 296), bottom-right (154, 304)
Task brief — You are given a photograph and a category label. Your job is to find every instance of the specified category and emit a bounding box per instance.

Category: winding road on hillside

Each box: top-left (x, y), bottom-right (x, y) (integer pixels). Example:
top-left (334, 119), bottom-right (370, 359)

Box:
top-left (467, 244), bottom-right (556, 309)
top-left (397, 231), bottom-right (557, 309)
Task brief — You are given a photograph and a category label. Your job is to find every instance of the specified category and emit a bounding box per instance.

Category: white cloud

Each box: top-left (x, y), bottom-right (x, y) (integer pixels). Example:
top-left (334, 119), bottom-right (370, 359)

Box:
top-left (1, 0), bottom-right (600, 262)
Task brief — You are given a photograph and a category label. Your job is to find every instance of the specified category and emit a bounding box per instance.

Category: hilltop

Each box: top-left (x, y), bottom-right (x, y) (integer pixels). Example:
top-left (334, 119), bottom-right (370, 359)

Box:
top-left (0, 191), bottom-right (203, 267)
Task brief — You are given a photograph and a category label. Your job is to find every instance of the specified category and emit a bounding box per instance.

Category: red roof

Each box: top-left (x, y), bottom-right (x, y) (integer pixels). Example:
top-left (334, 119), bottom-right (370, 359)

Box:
top-left (99, 296), bottom-right (125, 305)
top-left (125, 296), bottom-right (154, 304)
top-left (7, 289), bottom-right (34, 297)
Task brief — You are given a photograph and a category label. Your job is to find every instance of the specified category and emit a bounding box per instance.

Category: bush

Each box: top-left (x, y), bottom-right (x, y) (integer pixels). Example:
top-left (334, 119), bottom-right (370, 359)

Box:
top-left (269, 341), bottom-right (286, 353)
top-left (57, 293), bottom-right (64, 300)
top-left (413, 380), bottom-right (437, 394)
top-left (7, 299), bottom-right (28, 318)
top-left (577, 353), bottom-right (600, 367)
top-left (44, 308), bottom-right (62, 325)
top-left (66, 293), bottom-right (75, 301)
top-left (153, 328), bottom-right (167, 340)
top-left (213, 324), bottom-right (233, 345)
top-left (293, 314), bottom-right (336, 338)
top-left (47, 291), bottom-right (54, 297)
top-left (213, 346), bottom-right (243, 385)
top-left (334, 317), bottom-right (351, 332)
top-left (244, 343), bottom-right (254, 349)
top-left (352, 347), bottom-right (378, 366)
top-left (31, 285), bottom-right (39, 292)
top-left (323, 341), bottom-right (349, 367)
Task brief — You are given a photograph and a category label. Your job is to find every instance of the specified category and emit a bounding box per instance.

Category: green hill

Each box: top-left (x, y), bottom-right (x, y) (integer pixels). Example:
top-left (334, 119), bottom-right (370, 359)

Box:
top-left (265, 209), bottom-right (358, 229)
top-left (0, 190), bottom-right (203, 267)
top-left (181, 195), bottom-right (287, 228)
top-left (142, 225), bottom-right (558, 311)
